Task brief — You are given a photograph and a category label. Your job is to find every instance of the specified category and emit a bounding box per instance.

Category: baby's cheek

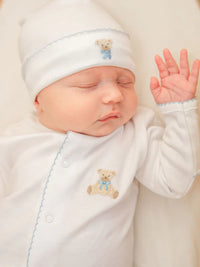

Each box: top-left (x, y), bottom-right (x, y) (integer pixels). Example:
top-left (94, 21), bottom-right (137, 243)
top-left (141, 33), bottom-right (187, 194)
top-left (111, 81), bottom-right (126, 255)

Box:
top-left (133, 96), bottom-right (138, 109)
top-left (127, 94), bottom-right (138, 116)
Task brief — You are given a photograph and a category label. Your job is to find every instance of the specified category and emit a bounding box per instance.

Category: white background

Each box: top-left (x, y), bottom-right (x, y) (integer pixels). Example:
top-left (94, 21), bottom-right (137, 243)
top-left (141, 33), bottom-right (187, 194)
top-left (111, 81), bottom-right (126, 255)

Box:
top-left (0, 0), bottom-right (200, 266)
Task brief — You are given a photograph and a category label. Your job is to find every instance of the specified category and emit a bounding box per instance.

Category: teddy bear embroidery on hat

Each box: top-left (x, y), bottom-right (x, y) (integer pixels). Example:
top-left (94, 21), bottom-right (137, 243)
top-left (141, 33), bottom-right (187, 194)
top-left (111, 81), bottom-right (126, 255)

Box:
top-left (96, 39), bottom-right (112, 60)
top-left (87, 169), bottom-right (119, 199)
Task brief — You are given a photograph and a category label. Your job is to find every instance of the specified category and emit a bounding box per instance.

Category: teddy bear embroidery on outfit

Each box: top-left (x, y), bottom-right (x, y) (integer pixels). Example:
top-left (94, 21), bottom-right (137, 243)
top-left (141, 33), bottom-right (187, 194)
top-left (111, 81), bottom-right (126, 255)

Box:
top-left (95, 39), bottom-right (112, 60)
top-left (87, 169), bottom-right (119, 199)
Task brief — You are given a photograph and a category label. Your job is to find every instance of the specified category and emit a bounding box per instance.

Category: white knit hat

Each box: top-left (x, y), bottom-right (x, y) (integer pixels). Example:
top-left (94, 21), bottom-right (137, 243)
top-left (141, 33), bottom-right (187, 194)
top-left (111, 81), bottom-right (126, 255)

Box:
top-left (19, 0), bottom-right (136, 102)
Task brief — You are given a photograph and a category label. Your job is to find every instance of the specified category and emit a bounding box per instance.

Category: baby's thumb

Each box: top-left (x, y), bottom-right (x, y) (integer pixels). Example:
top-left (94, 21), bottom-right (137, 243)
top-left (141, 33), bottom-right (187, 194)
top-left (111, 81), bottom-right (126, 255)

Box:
top-left (150, 77), bottom-right (160, 91)
top-left (150, 77), bottom-right (161, 100)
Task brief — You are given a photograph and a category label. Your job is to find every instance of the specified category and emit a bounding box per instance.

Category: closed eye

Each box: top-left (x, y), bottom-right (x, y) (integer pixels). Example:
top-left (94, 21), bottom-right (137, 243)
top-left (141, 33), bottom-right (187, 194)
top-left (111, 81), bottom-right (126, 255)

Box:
top-left (117, 81), bottom-right (134, 87)
top-left (77, 83), bottom-right (98, 89)
top-left (117, 73), bottom-right (135, 86)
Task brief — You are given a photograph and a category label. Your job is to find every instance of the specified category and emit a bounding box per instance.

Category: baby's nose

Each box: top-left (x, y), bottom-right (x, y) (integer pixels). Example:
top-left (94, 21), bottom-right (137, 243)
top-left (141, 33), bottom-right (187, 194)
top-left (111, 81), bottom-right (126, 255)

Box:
top-left (102, 83), bottom-right (123, 104)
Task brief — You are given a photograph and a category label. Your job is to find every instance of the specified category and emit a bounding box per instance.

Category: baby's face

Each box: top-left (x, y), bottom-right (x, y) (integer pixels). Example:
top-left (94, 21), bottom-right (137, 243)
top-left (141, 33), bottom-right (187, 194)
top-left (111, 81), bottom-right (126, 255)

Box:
top-left (34, 66), bottom-right (137, 137)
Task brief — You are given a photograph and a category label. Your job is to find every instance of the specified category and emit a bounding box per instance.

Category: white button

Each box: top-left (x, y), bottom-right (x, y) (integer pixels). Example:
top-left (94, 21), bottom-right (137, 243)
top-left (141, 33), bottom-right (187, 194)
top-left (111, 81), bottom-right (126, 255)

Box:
top-left (45, 214), bottom-right (54, 223)
top-left (62, 157), bottom-right (70, 168)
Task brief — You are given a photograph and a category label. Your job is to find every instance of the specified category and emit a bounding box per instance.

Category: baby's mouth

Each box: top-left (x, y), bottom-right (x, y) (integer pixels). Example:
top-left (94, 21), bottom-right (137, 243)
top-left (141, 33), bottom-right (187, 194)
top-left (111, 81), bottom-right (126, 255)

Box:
top-left (99, 112), bottom-right (121, 122)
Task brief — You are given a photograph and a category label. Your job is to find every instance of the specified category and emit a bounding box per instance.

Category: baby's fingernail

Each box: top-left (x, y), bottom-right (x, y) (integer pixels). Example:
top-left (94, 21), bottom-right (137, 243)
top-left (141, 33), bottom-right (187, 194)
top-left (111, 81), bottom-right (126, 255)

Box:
top-left (181, 49), bottom-right (187, 53)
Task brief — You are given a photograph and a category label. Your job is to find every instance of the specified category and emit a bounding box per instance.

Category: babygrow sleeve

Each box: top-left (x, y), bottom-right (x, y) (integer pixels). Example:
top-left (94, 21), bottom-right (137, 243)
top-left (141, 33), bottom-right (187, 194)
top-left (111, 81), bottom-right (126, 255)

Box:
top-left (135, 98), bottom-right (200, 198)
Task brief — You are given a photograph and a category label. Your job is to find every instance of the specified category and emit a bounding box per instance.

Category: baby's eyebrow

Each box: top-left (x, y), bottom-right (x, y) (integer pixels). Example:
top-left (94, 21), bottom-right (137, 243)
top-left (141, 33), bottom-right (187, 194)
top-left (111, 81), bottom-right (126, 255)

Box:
top-left (117, 73), bottom-right (135, 80)
top-left (64, 73), bottom-right (98, 82)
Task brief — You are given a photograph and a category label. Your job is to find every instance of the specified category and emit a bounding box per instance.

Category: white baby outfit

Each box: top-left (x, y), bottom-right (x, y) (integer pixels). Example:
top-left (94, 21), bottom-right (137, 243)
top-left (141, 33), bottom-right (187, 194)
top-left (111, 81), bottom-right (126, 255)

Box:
top-left (0, 100), bottom-right (199, 267)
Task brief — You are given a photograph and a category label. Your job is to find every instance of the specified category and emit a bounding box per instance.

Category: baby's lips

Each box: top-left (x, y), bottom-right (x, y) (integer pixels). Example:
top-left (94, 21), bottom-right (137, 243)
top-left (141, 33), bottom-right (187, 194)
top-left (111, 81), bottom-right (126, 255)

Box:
top-left (99, 112), bottom-right (121, 121)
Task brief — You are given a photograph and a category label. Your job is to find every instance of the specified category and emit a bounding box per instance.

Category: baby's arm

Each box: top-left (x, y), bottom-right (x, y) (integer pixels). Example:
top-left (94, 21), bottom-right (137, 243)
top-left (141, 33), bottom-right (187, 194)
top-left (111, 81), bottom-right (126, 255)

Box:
top-left (135, 49), bottom-right (200, 198)
top-left (150, 49), bottom-right (200, 104)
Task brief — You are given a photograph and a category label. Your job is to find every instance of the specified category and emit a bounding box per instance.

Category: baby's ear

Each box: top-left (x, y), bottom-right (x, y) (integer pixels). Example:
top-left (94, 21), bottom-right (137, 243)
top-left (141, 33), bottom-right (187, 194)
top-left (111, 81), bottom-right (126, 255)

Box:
top-left (112, 171), bottom-right (116, 176)
top-left (34, 95), bottom-right (43, 113)
top-left (108, 39), bottom-right (112, 44)
top-left (98, 169), bottom-right (102, 173)
top-left (34, 96), bottom-right (39, 107)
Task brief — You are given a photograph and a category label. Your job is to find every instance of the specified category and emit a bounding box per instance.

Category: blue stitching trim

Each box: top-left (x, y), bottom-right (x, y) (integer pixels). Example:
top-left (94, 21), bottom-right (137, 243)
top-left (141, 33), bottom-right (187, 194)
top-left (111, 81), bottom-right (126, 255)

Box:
top-left (22, 28), bottom-right (129, 76)
top-left (157, 97), bottom-right (197, 107)
top-left (26, 133), bottom-right (69, 267)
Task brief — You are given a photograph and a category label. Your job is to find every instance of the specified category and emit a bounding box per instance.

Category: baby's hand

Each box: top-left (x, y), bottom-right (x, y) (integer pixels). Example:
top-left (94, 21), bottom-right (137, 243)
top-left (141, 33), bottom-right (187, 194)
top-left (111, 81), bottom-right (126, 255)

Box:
top-left (150, 49), bottom-right (200, 104)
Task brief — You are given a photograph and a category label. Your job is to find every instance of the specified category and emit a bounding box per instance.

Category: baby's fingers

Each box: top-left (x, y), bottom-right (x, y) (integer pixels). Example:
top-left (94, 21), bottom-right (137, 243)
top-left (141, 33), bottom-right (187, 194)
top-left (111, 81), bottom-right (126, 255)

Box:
top-left (163, 49), bottom-right (179, 75)
top-left (188, 59), bottom-right (200, 87)
top-left (180, 49), bottom-right (190, 78)
top-left (155, 55), bottom-right (169, 79)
